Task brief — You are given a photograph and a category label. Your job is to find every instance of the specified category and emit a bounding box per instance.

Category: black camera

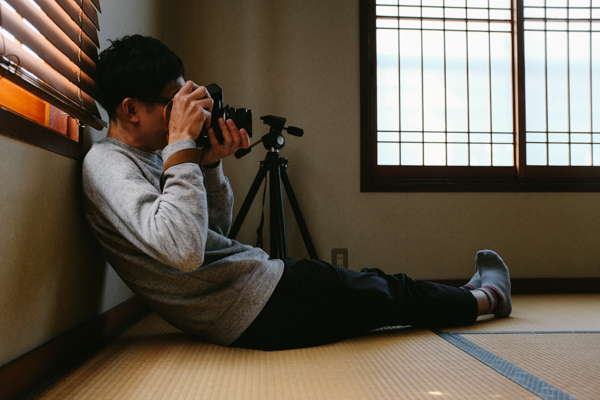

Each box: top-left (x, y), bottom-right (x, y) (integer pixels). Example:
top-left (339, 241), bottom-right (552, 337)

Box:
top-left (195, 83), bottom-right (252, 147)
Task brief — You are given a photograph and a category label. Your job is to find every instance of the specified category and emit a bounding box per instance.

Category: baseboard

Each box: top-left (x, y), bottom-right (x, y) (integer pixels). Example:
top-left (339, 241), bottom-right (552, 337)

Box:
top-left (432, 277), bottom-right (600, 294)
top-left (0, 296), bottom-right (151, 400)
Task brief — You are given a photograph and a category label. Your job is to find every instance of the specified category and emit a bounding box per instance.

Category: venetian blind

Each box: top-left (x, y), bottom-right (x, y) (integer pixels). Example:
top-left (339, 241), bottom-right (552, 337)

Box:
top-left (0, 0), bottom-right (105, 130)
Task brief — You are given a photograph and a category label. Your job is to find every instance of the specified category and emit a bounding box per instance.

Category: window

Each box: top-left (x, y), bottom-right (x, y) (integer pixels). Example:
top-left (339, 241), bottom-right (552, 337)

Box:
top-left (0, 0), bottom-right (105, 159)
top-left (360, 0), bottom-right (600, 191)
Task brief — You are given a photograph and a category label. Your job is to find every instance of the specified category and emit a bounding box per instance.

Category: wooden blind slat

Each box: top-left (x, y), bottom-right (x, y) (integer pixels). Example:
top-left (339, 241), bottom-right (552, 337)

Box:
top-left (78, 0), bottom-right (100, 30)
top-left (54, 0), bottom-right (99, 47)
top-left (1, 3), bottom-right (97, 95)
top-left (89, 0), bottom-right (101, 13)
top-left (3, 0), bottom-right (97, 74)
top-left (8, 0), bottom-right (99, 60)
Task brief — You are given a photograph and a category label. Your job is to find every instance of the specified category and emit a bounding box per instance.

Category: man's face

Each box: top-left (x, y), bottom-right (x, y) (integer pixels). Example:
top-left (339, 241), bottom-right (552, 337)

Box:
top-left (138, 76), bottom-right (185, 151)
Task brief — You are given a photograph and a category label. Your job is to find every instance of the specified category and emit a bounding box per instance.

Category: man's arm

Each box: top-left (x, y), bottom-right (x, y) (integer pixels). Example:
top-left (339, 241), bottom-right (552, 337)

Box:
top-left (203, 162), bottom-right (235, 237)
top-left (84, 141), bottom-right (210, 272)
top-left (161, 140), bottom-right (234, 237)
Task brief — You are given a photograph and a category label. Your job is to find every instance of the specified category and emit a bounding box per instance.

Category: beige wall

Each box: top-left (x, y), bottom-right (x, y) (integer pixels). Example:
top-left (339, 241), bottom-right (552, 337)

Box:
top-left (166, 0), bottom-right (600, 280)
top-left (0, 0), bottom-right (167, 367)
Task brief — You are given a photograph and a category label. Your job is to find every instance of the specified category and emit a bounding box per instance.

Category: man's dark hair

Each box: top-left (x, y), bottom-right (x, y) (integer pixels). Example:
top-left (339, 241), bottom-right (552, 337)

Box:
top-left (96, 35), bottom-right (185, 120)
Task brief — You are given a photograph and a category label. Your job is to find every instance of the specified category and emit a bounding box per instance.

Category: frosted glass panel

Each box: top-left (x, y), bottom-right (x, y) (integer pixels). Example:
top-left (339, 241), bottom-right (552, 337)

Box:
top-left (525, 31), bottom-right (547, 132)
top-left (571, 144), bottom-right (592, 165)
top-left (593, 33), bottom-right (600, 133)
top-left (401, 143), bottom-right (423, 165)
top-left (470, 144), bottom-right (492, 166)
top-left (490, 32), bottom-right (513, 133)
top-left (422, 30), bottom-right (446, 132)
top-left (377, 29), bottom-right (400, 131)
top-left (400, 30), bottom-right (423, 131)
top-left (378, 142), bottom-right (400, 165)
top-left (527, 143), bottom-right (547, 165)
top-left (424, 143), bottom-right (446, 165)
top-left (492, 144), bottom-right (514, 166)
top-left (447, 143), bottom-right (469, 165)
top-left (445, 31), bottom-right (469, 132)
top-left (468, 32), bottom-right (491, 132)
top-left (547, 32), bottom-right (569, 132)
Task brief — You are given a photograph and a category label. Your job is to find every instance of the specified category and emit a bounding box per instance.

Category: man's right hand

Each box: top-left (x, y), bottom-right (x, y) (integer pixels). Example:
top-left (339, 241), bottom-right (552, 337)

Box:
top-left (166, 81), bottom-right (213, 145)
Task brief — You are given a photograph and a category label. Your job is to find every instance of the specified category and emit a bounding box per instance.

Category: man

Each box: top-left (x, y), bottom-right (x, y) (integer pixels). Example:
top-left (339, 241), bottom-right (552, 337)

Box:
top-left (83, 35), bottom-right (511, 351)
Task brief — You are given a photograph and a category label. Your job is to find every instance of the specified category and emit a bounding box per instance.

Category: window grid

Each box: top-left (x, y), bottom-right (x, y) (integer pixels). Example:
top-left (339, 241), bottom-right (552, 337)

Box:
top-left (523, 0), bottom-right (600, 166)
top-left (375, 0), bottom-right (514, 167)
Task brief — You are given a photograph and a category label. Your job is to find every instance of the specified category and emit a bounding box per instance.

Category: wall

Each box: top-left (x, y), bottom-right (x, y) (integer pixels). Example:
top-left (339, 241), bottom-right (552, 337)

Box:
top-left (166, 0), bottom-right (600, 280)
top-left (0, 0), bottom-right (167, 367)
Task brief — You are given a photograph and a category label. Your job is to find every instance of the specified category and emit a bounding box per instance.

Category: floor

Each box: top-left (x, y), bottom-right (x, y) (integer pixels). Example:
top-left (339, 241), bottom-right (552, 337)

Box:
top-left (33, 294), bottom-right (600, 399)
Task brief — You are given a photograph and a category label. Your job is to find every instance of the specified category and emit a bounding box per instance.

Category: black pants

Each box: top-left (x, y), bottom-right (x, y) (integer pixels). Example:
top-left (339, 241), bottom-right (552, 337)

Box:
top-left (232, 258), bottom-right (478, 351)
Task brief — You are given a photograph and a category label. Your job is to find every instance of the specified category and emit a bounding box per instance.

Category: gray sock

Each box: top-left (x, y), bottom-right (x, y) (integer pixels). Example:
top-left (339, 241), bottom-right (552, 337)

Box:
top-left (461, 271), bottom-right (481, 290)
top-left (474, 250), bottom-right (512, 318)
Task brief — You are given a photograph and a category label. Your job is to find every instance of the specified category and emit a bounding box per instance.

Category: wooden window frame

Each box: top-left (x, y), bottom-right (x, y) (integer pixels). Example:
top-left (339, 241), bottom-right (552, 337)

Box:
top-left (0, 105), bottom-right (81, 159)
top-left (360, 0), bottom-right (600, 192)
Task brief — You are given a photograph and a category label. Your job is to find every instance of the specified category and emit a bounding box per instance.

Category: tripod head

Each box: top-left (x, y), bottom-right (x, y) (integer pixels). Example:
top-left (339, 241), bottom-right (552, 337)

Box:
top-left (235, 115), bottom-right (303, 159)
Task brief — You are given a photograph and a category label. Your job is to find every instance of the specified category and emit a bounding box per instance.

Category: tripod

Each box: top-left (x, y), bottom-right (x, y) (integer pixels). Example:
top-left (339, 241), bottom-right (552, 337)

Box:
top-left (227, 116), bottom-right (318, 260)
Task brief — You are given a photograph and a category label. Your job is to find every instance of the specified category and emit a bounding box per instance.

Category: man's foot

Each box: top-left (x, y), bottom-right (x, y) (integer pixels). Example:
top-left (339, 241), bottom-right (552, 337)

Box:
top-left (461, 271), bottom-right (481, 290)
top-left (473, 250), bottom-right (512, 318)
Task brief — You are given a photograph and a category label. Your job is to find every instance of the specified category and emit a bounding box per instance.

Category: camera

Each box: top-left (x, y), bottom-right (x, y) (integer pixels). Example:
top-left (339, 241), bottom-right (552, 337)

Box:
top-left (195, 83), bottom-right (252, 147)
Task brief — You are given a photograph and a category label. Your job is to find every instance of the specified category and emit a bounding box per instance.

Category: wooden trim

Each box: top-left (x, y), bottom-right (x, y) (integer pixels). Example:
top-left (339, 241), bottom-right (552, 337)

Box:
top-left (0, 105), bottom-right (81, 160)
top-left (513, 0), bottom-right (526, 177)
top-left (0, 296), bottom-right (151, 400)
top-left (361, 178), bottom-right (600, 192)
top-left (359, 0), bottom-right (377, 193)
top-left (431, 277), bottom-right (600, 294)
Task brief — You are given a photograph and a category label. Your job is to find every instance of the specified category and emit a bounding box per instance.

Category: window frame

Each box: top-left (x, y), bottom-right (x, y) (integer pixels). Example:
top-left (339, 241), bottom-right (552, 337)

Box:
top-left (0, 104), bottom-right (81, 159)
top-left (360, 0), bottom-right (600, 192)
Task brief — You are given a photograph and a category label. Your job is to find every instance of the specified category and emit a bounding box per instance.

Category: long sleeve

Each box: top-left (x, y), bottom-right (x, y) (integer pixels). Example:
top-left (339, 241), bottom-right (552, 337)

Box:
top-left (203, 164), bottom-right (234, 237)
top-left (161, 140), bottom-right (235, 237)
top-left (84, 139), bottom-right (210, 271)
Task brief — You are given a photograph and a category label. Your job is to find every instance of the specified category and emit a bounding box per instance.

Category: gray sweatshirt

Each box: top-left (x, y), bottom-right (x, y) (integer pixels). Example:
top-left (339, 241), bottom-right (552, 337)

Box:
top-left (82, 137), bottom-right (284, 346)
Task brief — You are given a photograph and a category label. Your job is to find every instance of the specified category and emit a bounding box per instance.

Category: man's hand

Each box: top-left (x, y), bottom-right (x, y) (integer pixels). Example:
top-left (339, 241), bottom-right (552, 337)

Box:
top-left (201, 118), bottom-right (251, 166)
top-left (166, 81), bottom-right (213, 144)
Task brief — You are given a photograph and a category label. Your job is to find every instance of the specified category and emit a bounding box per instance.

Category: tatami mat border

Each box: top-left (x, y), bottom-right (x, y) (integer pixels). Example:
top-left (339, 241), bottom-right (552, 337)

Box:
top-left (435, 331), bottom-right (583, 400)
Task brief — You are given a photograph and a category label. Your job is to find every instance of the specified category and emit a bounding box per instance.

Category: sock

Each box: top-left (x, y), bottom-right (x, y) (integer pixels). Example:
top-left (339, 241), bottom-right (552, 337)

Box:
top-left (460, 271), bottom-right (481, 290)
top-left (474, 250), bottom-right (512, 318)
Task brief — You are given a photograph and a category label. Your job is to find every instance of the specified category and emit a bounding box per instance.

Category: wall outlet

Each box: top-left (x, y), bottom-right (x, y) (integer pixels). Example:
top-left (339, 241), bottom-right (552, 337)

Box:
top-left (331, 248), bottom-right (348, 269)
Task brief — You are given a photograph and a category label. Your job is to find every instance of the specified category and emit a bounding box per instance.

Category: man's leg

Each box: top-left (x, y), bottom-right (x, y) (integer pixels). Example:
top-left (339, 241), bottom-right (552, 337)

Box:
top-left (232, 258), bottom-right (483, 351)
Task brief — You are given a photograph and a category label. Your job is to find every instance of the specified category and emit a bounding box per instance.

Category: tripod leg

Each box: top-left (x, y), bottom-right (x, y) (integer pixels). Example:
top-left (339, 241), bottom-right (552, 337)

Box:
top-left (280, 167), bottom-right (318, 260)
top-left (228, 162), bottom-right (269, 240)
top-left (269, 159), bottom-right (288, 259)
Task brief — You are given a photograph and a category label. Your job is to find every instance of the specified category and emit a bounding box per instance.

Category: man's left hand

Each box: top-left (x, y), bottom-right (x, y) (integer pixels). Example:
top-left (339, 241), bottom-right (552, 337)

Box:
top-left (200, 118), bottom-right (250, 166)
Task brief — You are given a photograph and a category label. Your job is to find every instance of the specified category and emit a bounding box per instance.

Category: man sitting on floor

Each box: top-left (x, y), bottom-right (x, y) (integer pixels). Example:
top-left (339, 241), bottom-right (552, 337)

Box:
top-left (82, 34), bottom-right (512, 351)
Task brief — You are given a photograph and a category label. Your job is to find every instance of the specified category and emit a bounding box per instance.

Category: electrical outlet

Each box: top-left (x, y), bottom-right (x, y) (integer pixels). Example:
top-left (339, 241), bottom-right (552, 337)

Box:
top-left (331, 248), bottom-right (348, 269)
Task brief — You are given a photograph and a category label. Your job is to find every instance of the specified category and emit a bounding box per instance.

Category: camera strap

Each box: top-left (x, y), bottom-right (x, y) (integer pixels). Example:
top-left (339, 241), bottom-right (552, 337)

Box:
top-left (160, 148), bottom-right (203, 192)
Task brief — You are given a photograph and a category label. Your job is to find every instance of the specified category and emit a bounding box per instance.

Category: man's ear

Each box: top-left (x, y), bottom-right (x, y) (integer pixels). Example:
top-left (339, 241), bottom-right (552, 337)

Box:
top-left (119, 98), bottom-right (140, 122)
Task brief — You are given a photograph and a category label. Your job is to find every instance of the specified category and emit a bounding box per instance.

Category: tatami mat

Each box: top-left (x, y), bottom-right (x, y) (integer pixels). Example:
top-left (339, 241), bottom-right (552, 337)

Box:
top-left (34, 294), bottom-right (599, 400)
top-left (36, 315), bottom-right (536, 400)
top-left (466, 333), bottom-right (600, 400)
top-left (444, 294), bottom-right (600, 333)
